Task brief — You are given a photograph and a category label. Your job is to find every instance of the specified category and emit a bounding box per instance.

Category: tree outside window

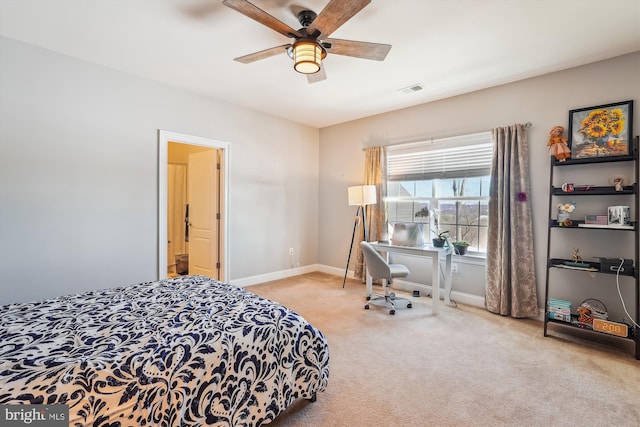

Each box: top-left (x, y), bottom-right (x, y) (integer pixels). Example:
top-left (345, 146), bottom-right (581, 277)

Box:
top-left (387, 176), bottom-right (490, 254)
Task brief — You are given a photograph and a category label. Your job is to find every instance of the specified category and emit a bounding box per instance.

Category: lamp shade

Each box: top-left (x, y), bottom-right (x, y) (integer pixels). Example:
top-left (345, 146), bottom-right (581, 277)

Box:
top-left (348, 185), bottom-right (377, 206)
top-left (293, 40), bottom-right (325, 74)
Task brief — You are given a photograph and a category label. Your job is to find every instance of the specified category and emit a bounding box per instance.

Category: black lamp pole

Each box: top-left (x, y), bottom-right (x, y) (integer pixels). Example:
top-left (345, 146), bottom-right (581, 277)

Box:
top-left (342, 205), bottom-right (368, 288)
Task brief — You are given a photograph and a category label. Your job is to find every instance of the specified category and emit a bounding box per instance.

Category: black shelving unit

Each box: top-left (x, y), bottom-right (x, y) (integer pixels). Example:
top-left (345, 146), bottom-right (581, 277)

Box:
top-left (543, 135), bottom-right (640, 360)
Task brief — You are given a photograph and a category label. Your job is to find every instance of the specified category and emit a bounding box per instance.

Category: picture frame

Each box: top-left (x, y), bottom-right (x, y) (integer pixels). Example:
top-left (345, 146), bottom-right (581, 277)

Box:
top-left (568, 100), bottom-right (633, 160)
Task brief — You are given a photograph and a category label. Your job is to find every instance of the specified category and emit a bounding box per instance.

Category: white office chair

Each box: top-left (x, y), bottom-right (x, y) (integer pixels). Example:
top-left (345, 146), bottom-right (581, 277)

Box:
top-left (360, 241), bottom-right (412, 315)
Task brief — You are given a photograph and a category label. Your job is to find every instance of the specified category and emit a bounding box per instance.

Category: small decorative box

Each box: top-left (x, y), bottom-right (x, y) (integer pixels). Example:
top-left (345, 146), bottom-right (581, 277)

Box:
top-left (599, 257), bottom-right (633, 274)
top-left (607, 206), bottom-right (631, 226)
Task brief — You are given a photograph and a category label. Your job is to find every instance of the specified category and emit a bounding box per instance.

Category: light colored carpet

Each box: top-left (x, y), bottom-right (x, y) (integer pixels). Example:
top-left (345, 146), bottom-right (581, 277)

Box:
top-left (248, 272), bottom-right (640, 427)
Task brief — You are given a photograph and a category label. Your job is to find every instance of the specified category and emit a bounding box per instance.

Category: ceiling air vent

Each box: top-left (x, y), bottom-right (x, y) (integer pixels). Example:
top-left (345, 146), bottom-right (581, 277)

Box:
top-left (398, 84), bottom-right (424, 94)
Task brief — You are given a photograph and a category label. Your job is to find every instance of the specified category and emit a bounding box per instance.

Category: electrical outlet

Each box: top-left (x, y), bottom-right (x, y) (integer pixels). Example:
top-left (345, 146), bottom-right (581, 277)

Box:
top-left (451, 262), bottom-right (459, 273)
top-left (289, 248), bottom-right (294, 255)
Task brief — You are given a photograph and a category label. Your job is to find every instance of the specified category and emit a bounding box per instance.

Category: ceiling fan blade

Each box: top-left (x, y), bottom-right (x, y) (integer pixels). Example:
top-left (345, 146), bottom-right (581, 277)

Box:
top-left (307, 65), bottom-right (327, 84)
top-left (324, 38), bottom-right (391, 61)
top-left (223, 0), bottom-right (302, 38)
top-left (306, 0), bottom-right (371, 39)
top-left (234, 44), bottom-right (290, 64)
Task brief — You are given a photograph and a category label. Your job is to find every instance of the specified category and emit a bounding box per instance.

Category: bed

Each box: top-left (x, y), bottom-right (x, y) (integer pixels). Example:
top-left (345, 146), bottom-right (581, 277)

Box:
top-left (0, 275), bottom-right (330, 426)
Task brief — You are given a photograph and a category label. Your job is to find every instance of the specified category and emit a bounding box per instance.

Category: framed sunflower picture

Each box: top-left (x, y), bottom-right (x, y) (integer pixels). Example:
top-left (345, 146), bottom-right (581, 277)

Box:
top-left (568, 100), bottom-right (633, 160)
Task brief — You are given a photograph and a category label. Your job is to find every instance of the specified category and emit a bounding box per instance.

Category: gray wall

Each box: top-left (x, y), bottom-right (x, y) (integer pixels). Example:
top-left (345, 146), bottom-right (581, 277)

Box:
top-left (0, 36), bottom-right (319, 304)
top-left (318, 52), bottom-right (640, 318)
top-left (2, 34), bottom-right (638, 319)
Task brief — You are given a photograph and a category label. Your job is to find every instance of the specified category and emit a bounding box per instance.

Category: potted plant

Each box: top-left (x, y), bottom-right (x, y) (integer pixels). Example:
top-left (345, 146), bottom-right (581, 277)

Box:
top-left (432, 230), bottom-right (449, 248)
top-left (452, 241), bottom-right (469, 255)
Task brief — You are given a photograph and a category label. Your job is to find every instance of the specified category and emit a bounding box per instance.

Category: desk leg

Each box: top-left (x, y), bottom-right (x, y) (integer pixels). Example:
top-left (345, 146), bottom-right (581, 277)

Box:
top-left (432, 252), bottom-right (440, 315)
top-left (365, 268), bottom-right (372, 298)
top-left (444, 252), bottom-right (452, 306)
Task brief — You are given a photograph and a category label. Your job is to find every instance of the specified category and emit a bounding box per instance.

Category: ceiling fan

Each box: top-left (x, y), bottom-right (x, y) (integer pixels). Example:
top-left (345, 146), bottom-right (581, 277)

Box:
top-left (222, 0), bottom-right (392, 83)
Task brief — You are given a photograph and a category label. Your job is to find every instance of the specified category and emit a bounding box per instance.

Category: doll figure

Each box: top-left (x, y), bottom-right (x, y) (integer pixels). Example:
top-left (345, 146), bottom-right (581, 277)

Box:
top-left (614, 177), bottom-right (624, 192)
top-left (547, 125), bottom-right (571, 162)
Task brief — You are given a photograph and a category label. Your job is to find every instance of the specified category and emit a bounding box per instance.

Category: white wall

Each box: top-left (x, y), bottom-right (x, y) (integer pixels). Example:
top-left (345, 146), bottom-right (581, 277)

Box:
top-left (0, 36), bottom-right (319, 304)
top-left (318, 52), bottom-right (640, 318)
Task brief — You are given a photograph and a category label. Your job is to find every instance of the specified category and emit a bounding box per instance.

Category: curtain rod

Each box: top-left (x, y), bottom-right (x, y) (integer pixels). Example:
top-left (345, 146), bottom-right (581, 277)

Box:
top-left (362, 122), bottom-right (532, 151)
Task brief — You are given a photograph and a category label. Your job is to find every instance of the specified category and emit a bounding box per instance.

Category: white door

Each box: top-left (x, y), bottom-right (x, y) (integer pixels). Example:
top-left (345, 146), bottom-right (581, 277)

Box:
top-left (188, 150), bottom-right (219, 278)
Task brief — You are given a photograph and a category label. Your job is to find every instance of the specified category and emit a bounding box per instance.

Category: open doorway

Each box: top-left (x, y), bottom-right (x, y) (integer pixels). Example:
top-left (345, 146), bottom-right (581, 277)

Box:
top-left (158, 131), bottom-right (229, 282)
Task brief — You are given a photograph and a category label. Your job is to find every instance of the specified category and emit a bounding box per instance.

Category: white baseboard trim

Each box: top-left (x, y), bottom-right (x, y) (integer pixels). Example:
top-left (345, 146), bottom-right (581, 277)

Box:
top-left (314, 266), bottom-right (485, 308)
top-left (316, 264), bottom-right (352, 278)
top-left (231, 264), bottom-right (486, 309)
top-left (390, 278), bottom-right (485, 308)
top-left (230, 264), bottom-right (321, 288)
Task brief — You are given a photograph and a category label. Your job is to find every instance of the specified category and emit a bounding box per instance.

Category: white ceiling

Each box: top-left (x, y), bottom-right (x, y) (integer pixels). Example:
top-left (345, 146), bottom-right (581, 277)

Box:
top-left (1, 0), bottom-right (639, 128)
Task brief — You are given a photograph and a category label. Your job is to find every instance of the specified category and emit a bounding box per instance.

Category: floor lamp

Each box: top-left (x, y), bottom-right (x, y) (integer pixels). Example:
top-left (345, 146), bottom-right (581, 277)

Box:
top-left (342, 185), bottom-right (377, 288)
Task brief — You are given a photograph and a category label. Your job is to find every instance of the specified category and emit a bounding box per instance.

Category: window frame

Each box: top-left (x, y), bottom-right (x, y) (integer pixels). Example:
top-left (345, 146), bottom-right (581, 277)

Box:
top-left (385, 132), bottom-right (493, 257)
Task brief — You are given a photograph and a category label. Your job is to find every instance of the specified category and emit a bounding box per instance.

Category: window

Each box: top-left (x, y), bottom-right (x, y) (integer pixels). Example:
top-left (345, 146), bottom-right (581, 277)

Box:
top-left (386, 132), bottom-right (493, 255)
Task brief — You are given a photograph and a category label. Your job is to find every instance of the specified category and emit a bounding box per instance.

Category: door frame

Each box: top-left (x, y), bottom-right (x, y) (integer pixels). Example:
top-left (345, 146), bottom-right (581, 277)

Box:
top-left (158, 130), bottom-right (230, 281)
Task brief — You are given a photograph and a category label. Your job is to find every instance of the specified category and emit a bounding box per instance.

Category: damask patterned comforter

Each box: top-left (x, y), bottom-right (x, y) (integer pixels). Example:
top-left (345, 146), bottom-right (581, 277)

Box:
top-left (0, 275), bottom-right (330, 426)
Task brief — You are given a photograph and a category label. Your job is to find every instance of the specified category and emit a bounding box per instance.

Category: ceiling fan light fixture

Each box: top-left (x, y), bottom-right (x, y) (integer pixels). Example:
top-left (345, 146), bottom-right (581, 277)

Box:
top-left (293, 40), bottom-right (326, 74)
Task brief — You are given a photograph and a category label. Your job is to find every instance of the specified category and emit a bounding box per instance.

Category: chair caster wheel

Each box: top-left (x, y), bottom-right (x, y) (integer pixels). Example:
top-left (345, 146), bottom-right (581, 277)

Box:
top-left (389, 292), bottom-right (396, 299)
top-left (364, 304), bottom-right (370, 310)
top-left (407, 303), bottom-right (412, 309)
top-left (389, 309), bottom-right (395, 315)
top-left (366, 296), bottom-right (371, 301)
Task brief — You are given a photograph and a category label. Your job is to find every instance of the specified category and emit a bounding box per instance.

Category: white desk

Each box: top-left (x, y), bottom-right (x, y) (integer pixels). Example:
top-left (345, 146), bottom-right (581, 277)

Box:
top-left (367, 241), bottom-right (453, 315)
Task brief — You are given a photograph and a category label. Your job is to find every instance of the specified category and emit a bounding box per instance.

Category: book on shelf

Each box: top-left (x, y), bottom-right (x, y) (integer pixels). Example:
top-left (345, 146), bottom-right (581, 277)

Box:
top-left (548, 298), bottom-right (571, 309)
top-left (548, 306), bottom-right (571, 315)
top-left (552, 263), bottom-right (598, 271)
top-left (584, 214), bottom-right (608, 225)
top-left (577, 223), bottom-right (634, 229)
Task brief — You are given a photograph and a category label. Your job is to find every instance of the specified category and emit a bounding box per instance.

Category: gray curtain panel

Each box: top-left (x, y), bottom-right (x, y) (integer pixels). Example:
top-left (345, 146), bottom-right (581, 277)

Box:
top-left (485, 124), bottom-right (539, 317)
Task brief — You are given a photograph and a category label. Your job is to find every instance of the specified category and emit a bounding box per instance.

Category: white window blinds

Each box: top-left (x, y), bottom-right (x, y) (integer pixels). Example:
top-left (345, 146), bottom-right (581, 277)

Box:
top-left (387, 132), bottom-right (493, 181)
